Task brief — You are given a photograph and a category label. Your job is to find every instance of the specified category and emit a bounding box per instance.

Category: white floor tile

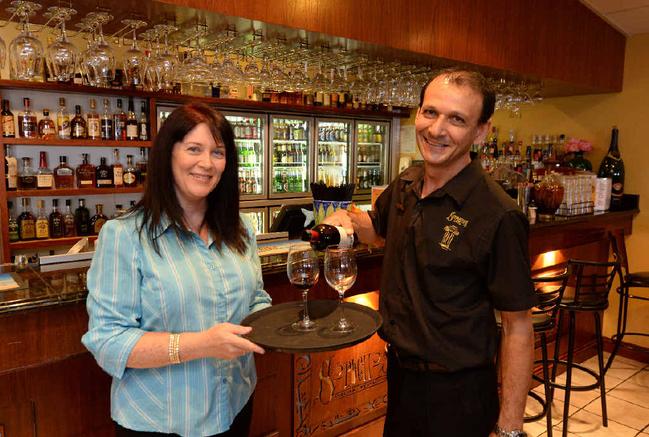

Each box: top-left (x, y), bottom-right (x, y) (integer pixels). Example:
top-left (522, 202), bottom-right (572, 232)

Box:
top-left (608, 379), bottom-right (649, 409)
top-left (583, 394), bottom-right (649, 431)
top-left (553, 408), bottom-right (638, 436)
top-left (580, 354), bottom-right (642, 382)
top-left (626, 369), bottom-right (649, 389)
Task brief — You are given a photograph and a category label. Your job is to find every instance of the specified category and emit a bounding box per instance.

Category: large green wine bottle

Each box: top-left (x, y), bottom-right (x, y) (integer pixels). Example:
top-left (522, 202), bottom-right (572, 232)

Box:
top-left (597, 126), bottom-right (625, 210)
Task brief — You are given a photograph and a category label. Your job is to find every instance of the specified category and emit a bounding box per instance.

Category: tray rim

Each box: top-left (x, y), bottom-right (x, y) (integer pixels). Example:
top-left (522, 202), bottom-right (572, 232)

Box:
top-left (241, 300), bottom-right (383, 353)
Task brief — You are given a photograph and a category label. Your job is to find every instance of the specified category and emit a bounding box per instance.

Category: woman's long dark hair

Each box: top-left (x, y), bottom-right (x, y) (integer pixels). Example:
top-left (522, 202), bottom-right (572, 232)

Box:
top-left (132, 103), bottom-right (248, 255)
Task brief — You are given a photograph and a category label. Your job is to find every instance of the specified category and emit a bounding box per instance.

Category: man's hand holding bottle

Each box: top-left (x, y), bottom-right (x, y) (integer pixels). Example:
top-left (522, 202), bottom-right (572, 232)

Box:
top-left (323, 206), bottom-right (384, 248)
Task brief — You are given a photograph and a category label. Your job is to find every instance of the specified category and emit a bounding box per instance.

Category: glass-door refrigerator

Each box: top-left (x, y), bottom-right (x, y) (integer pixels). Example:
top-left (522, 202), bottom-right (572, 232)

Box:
top-left (224, 112), bottom-right (266, 200)
top-left (315, 118), bottom-right (352, 186)
top-left (353, 120), bottom-right (390, 194)
top-left (269, 115), bottom-right (312, 199)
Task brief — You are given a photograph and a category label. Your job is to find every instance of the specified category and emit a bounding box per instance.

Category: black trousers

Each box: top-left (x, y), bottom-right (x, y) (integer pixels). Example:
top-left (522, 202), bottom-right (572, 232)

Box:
top-left (383, 351), bottom-right (499, 437)
top-left (114, 394), bottom-right (254, 437)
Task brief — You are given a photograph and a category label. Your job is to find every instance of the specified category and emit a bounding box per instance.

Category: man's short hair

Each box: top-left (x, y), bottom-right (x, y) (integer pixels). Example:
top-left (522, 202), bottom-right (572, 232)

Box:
top-left (418, 67), bottom-right (496, 124)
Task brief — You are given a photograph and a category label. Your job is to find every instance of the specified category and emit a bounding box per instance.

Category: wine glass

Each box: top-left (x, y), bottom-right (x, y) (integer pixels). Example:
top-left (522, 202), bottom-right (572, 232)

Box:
top-left (44, 6), bottom-right (78, 83)
top-left (287, 244), bottom-right (320, 332)
top-left (324, 245), bottom-right (357, 334)
top-left (7, 1), bottom-right (44, 81)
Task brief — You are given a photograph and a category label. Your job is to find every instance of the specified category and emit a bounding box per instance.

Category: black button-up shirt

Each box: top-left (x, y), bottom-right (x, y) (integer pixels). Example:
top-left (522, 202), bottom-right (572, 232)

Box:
top-left (372, 159), bottom-right (535, 372)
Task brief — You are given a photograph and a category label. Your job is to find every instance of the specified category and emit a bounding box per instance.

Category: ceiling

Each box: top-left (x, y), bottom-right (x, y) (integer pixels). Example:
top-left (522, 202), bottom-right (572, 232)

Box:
top-left (581, 0), bottom-right (649, 35)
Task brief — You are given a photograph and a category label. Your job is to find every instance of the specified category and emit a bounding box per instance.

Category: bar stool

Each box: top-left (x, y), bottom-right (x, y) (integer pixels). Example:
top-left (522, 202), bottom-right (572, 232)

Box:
top-left (525, 269), bottom-right (569, 437)
top-left (606, 231), bottom-right (649, 371)
top-left (549, 258), bottom-right (621, 437)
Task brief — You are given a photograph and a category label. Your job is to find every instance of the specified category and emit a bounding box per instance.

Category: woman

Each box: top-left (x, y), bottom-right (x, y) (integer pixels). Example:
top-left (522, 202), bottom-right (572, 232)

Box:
top-left (82, 103), bottom-right (271, 436)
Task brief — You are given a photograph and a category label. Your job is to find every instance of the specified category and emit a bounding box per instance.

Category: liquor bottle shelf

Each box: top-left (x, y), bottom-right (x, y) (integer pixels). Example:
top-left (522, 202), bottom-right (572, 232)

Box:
top-left (0, 79), bottom-right (156, 98)
top-left (2, 138), bottom-right (152, 147)
top-left (7, 187), bottom-right (144, 198)
top-left (9, 235), bottom-right (98, 250)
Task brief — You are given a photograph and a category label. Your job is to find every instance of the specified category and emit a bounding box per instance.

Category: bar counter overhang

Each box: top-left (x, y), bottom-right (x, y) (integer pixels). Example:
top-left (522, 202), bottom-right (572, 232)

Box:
top-left (0, 203), bottom-right (639, 436)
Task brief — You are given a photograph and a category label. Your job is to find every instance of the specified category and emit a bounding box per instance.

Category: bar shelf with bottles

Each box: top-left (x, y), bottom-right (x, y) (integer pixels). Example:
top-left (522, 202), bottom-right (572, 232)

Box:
top-left (9, 235), bottom-right (99, 251)
top-left (226, 113), bottom-right (265, 198)
top-left (1, 88), bottom-right (152, 262)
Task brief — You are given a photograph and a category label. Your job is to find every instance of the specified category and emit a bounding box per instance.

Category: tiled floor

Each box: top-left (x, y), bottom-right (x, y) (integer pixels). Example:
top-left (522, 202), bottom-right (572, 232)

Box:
top-left (524, 353), bottom-right (649, 436)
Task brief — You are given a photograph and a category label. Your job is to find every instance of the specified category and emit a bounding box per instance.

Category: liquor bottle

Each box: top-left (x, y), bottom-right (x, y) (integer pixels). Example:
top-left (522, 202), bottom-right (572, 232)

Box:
top-left (90, 203), bottom-right (108, 235)
top-left (597, 126), bottom-right (625, 210)
top-left (63, 199), bottom-right (75, 236)
top-left (49, 199), bottom-right (65, 238)
top-left (138, 101), bottom-right (148, 141)
top-left (18, 157), bottom-right (37, 189)
top-left (73, 72), bottom-right (83, 85)
top-left (71, 105), bottom-right (87, 139)
top-left (74, 199), bottom-right (91, 236)
top-left (126, 98), bottom-right (138, 140)
top-left (113, 98), bottom-right (127, 141)
top-left (302, 223), bottom-right (355, 251)
top-left (136, 147), bottom-right (147, 184)
top-left (5, 144), bottom-right (17, 191)
top-left (53, 155), bottom-right (75, 188)
top-left (2, 99), bottom-right (15, 138)
top-left (95, 157), bottom-right (113, 188)
top-left (76, 153), bottom-right (96, 188)
top-left (18, 97), bottom-right (37, 138)
top-left (57, 97), bottom-right (71, 139)
top-left (8, 201), bottom-right (19, 242)
top-left (101, 98), bottom-right (113, 140)
top-left (36, 151), bottom-right (54, 189)
top-left (123, 154), bottom-right (138, 187)
top-left (35, 199), bottom-right (50, 240)
top-left (87, 98), bottom-right (100, 139)
top-left (18, 198), bottom-right (36, 241)
top-left (111, 148), bottom-right (123, 187)
top-left (38, 108), bottom-right (56, 139)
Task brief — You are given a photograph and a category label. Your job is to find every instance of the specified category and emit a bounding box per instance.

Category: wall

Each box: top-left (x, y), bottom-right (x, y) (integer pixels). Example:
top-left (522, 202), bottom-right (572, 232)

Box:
top-left (400, 33), bottom-right (649, 348)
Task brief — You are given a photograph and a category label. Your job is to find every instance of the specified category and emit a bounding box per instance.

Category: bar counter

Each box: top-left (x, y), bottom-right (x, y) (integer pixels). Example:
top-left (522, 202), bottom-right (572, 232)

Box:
top-left (0, 207), bottom-right (639, 436)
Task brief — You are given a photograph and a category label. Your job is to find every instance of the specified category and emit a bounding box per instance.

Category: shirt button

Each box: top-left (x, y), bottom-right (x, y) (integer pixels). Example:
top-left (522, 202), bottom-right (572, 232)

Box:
top-left (222, 378), bottom-right (227, 384)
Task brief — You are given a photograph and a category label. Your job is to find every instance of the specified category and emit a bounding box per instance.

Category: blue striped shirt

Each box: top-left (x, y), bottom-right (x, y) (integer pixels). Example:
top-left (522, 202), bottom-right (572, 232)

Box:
top-left (81, 211), bottom-right (271, 436)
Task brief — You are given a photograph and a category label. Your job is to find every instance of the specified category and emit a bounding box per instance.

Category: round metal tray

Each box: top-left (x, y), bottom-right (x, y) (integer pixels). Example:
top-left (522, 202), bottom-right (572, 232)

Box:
top-left (241, 300), bottom-right (382, 353)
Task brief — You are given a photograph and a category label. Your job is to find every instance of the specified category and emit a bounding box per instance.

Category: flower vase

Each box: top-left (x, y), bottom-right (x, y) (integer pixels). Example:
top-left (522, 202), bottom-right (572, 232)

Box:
top-left (568, 151), bottom-right (592, 171)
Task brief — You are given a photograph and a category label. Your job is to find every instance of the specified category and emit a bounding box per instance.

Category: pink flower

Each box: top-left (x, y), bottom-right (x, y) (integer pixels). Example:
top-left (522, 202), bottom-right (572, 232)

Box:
top-left (565, 137), bottom-right (593, 152)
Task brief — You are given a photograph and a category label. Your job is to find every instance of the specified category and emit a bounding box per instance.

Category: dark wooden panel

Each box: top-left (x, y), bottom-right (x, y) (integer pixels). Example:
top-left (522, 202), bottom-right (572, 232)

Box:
top-left (158, 0), bottom-right (625, 93)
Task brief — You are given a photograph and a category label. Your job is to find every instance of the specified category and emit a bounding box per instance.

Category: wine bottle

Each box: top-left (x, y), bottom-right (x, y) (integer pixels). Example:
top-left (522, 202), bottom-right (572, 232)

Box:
top-left (597, 126), bottom-right (625, 210)
top-left (302, 223), bottom-right (354, 251)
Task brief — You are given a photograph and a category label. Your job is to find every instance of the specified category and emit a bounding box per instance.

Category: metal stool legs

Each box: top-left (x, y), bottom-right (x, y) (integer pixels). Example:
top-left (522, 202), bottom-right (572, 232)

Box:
top-left (551, 308), bottom-right (609, 437)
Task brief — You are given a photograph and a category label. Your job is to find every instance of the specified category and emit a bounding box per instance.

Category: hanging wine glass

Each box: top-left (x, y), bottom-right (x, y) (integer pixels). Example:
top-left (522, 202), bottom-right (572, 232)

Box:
top-left (7, 0), bottom-right (44, 81)
top-left (44, 6), bottom-right (78, 83)
top-left (121, 19), bottom-right (147, 89)
top-left (82, 11), bottom-right (115, 88)
top-left (152, 24), bottom-right (178, 93)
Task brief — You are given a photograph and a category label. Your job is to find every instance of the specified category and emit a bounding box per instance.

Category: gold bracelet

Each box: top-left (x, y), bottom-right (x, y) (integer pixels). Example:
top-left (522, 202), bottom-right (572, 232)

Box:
top-left (168, 333), bottom-right (181, 364)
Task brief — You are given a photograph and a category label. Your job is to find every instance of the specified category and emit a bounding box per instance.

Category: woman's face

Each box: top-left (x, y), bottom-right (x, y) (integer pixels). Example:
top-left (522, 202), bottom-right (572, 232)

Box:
top-left (171, 122), bottom-right (226, 208)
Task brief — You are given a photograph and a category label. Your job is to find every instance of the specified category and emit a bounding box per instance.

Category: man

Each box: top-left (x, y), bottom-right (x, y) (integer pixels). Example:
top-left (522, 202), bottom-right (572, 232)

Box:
top-left (326, 68), bottom-right (535, 436)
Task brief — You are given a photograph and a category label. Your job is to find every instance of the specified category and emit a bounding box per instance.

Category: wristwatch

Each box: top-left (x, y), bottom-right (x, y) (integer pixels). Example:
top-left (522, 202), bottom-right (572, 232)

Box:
top-left (494, 424), bottom-right (527, 437)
